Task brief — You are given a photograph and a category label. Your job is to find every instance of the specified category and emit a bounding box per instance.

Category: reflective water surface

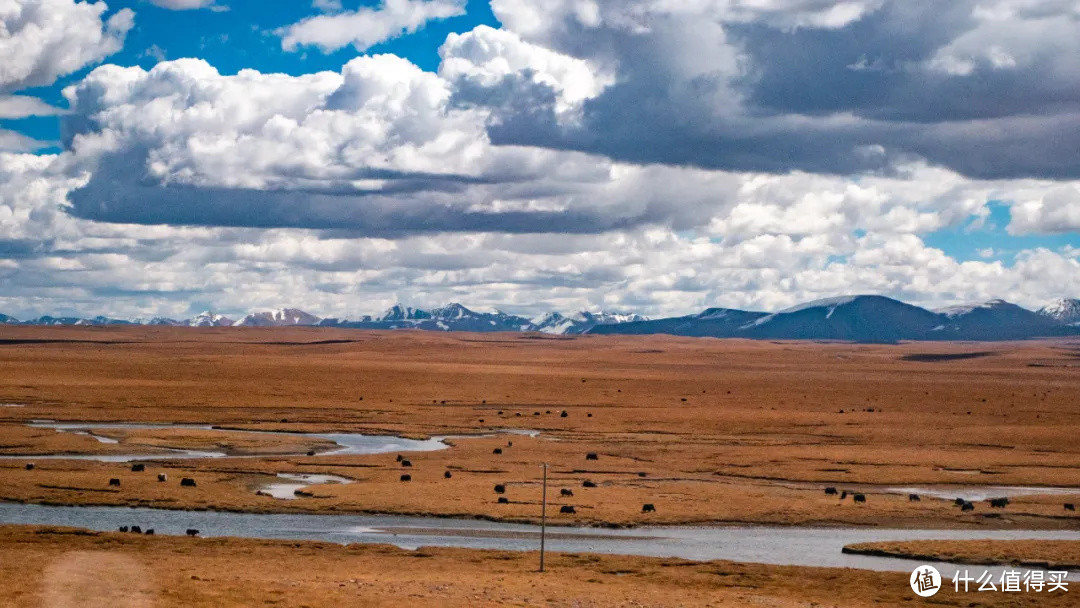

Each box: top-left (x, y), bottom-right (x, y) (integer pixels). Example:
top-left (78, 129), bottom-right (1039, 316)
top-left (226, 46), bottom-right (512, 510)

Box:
top-left (1, 502), bottom-right (1077, 578)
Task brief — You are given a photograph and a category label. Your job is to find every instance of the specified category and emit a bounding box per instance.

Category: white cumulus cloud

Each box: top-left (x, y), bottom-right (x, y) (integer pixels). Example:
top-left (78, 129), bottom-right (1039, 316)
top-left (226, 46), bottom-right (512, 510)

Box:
top-left (0, 0), bottom-right (133, 93)
top-left (279, 0), bottom-right (466, 53)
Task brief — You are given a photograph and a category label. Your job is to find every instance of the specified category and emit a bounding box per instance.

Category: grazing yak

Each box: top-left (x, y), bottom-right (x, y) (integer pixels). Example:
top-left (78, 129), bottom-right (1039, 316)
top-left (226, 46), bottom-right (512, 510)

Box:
top-left (585, 453), bottom-right (599, 461)
top-left (853, 494), bottom-right (866, 503)
top-left (25, 463), bottom-right (34, 471)
top-left (989, 497), bottom-right (1009, 508)
top-left (145, 529), bottom-right (154, 535)
top-left (108, 478), bottom-right (121, 487)
top-left (494, 484), bottom-right (506, 494)
top-left (909, 494), bottom-right (921, 502)
top-left (130, 526), bottom-right (142, 534)
top-left (638, 472), bottom-right (647, 478)
top-left (961, 502), bottom-right (975, 512)
top-left (401, 460), bottom-right (412, 467)
top-left (444, 471), bottom-right (452, 479)
top-left (492, 448), bottom-right (503, 455)
top-left (306, 451), bottom-right (315, 457)
top-left (560, 489), bottom-right (574, 497)
top-left (131, 464), bottom-right (145, 472)
top-left (186, 529), bottom-right (199, 537)
top-left (118, 526), bottom-right (129, 533)
top-left (642, 504), bottom-right (656, 513)
top-left (396, 454), bottom-right (404, 462)
top-left (497, 497), bottom-right (509, 504)
top-left (840, 491), bottom-right (848, 499)
top-left (560, 411), bottom-right (568, 418)
top-left (400, 474), bottom-right (411, 482)
top-left (824, 487), bottom-right (837, 495)
top-left (954, 497), bottom-right (966, 506)
top-left (583, 480), bottom-right (597, 488)
top-left (180, 478), bottom-right (197, 487)
top-left (157, 474), bottom-right (167, 482)
top-left (559, 505), bottom-right (576, 514)
top-left (1065, 503), bottom-right (1075, 511)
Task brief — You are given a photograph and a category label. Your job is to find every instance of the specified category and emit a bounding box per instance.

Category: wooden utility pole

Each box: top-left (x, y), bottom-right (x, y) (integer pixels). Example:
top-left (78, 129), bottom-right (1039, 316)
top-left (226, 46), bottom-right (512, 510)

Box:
top-left (540, 462), bottom-right (548, 572)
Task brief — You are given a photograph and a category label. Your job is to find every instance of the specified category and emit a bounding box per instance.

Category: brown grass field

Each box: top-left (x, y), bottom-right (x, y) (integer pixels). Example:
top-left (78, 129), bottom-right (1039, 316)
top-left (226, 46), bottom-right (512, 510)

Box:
top-left (0, 326), bottom-right (1078, 605)
top-left (7, 526), bottom-right (1075, 608)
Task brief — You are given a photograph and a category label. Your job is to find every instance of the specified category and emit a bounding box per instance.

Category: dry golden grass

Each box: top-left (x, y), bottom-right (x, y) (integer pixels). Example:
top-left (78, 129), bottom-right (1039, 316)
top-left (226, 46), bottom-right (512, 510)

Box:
top-left (1, 526), bottom-right (1073, 608)
top-left (0, 326), bottom-right (1079, 529)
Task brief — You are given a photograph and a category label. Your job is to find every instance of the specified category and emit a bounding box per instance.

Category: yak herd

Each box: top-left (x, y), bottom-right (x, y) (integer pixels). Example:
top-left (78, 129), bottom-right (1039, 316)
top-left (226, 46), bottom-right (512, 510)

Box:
top-left (477, 450), bottom-right (659, 516)
top-left (19, 427), bottom-right (1080, 544)
top-left (824, 487), bottom-right (1075, 513)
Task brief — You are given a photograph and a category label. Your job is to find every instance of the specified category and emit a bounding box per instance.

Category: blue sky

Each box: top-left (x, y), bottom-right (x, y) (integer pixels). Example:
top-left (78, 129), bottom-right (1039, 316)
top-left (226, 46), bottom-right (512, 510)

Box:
top-left (3, 0), bottom-right (500, 145)
top-left (0, 0), bottom-right (1078, 320)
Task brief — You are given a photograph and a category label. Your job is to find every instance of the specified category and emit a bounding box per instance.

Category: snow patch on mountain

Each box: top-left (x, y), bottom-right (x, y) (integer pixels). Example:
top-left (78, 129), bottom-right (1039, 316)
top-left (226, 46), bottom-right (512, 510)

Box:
top-left (233, 308), bottom-right (319, 327)
top-left (1038, 298), bottom-right (1080, 325)
top-left (187, 311), bottom-right (235, 327)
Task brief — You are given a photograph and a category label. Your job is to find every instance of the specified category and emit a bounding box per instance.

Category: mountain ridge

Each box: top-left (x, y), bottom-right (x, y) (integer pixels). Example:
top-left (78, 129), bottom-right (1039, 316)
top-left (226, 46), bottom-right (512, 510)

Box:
top-left (4, 296), bottom-right (1080, 342)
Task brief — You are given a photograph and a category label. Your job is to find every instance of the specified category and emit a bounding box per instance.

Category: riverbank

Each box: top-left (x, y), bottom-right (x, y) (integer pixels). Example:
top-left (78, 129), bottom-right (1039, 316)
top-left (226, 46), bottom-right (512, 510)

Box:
top-left (844, 539), bottom-right (1080, 571)
top-left (3, 525), bottom-right (1071, 607)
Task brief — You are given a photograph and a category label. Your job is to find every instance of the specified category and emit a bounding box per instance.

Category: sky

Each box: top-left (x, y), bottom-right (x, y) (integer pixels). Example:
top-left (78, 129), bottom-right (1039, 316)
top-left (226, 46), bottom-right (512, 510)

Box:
top-left (1, 0), bottom-right (1079, 321)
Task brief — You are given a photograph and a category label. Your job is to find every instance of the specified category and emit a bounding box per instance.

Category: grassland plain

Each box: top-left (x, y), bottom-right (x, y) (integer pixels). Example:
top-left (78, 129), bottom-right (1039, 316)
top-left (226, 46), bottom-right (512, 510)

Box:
top-left (0, 326), bottom-right (1078, 605)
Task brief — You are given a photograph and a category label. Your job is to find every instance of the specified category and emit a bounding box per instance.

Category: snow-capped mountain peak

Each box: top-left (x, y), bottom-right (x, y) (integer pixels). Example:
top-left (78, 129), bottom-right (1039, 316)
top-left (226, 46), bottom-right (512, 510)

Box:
top-left (571, 311), bottom-right (649, 325)
top-left (1038, 298), bottom-right (1080, 325)
top-left (187, 311), bottom-right (234, 327)
top-left (430, 303), bottom-right (476, 320)
top-left (378, 304), bottom-right (431, 322)
top-left (529, 310), bottom-right (649, 334)
top-left (233, 308), bottom-right (320, 327)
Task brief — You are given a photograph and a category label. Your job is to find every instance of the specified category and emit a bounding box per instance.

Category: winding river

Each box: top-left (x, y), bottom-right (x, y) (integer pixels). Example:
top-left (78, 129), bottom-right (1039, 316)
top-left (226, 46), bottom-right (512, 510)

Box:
top-left (1, 421), bottom-right (1078, 577)
top-left (1, 502), bottom-right (1078, 578)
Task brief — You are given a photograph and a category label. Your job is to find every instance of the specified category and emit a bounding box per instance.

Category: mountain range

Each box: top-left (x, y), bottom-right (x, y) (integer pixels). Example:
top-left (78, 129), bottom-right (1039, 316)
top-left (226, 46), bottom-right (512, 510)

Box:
top-left (3, 297), bottom-right (1079, 342)
top-left (588, 296), bottom-right (1080, 342)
